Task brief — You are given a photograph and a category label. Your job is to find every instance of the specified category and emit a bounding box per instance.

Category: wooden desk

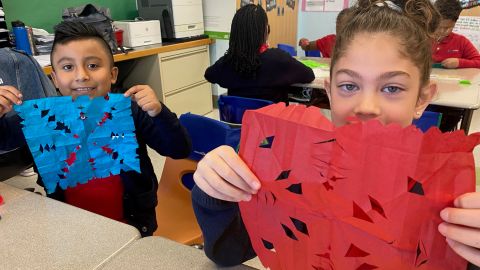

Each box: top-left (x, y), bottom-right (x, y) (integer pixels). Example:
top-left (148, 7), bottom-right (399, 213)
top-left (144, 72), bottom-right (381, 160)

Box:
top-left (100, 236), bottom-right (257, 270)
top-left (0, 182), bottom-right (140, 270)
top-left (42, 39), bottom-right (214, 75)
top-left (295, 58), bottom-right (480, 133)
top-left (43, 39), bottom-right (215, 116)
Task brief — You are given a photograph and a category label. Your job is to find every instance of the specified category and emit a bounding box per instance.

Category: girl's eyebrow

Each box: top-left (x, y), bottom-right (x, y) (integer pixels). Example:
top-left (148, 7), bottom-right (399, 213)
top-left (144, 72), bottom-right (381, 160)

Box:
top-left (335, 69), bottom-right (411, 80)
top-left (378, 71), bottom-right (411, 80)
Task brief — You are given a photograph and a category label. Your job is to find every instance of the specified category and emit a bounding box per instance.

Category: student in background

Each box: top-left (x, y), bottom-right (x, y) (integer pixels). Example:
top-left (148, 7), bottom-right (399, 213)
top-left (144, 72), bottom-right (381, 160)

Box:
top-left (428, 0), bottom-right (480, 132)
top-left (204, 4), bottom-right (314, 103)
top-left (298, 8), bottom-right (352, 58)
top-left (0, 21), bottom-right (191, 237)
top-left (192, 0), bottom-right (480, 268)
top-left (432, 0), bottom-right (480, 68)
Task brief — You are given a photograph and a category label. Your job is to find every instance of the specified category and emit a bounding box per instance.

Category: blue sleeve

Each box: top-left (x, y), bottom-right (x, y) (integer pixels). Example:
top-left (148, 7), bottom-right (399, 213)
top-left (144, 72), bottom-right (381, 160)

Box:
top-left (191, 184), bottom-right (257, 266)
top-left (0, 114), bottom-right (26, 151)
top-left (132, 102), bottom-right (191, 159)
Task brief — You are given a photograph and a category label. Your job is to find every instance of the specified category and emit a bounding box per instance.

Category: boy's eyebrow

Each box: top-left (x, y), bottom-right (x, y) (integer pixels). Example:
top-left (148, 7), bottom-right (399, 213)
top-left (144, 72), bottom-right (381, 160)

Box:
top-left (55, 56), bottom-right (103, 65)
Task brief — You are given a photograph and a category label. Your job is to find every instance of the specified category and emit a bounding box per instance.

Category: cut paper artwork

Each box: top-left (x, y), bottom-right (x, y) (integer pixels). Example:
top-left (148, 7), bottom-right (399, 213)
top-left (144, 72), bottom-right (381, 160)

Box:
top-left (238, 103), bottom-right (480, 270)
top-left (14, 94), bottom-right (140, 194)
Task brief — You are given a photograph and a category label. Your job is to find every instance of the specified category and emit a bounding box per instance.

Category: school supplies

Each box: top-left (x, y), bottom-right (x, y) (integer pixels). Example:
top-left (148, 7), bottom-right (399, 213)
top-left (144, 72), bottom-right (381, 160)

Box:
top-left (14, 94), bottom-right (140, 194)
top-left (238, 103), bottom-right (480, 270)
top-left (299, 59), bottom-right (329, 69)
top-left (459, 79), bottom-right (472, 85)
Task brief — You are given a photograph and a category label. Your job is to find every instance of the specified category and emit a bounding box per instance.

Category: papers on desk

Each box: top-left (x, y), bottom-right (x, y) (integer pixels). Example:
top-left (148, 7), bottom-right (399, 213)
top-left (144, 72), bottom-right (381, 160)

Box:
top-left (430, 74), bottom-right (462, 81)
top-left (313, 68), bottom-right (329, 79)
top-left (33, 54), bottom-right (51, 67)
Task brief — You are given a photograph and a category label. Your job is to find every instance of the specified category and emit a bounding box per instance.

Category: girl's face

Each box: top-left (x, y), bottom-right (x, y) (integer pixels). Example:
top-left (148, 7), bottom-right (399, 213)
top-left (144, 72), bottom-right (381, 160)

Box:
top-left (326, 32), bottom-right (437, 127)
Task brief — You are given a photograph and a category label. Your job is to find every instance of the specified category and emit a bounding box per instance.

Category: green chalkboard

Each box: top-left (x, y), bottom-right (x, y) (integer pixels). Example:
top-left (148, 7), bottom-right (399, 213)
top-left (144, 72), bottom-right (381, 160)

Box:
top-left (3, 0), bottom-right (138, 33)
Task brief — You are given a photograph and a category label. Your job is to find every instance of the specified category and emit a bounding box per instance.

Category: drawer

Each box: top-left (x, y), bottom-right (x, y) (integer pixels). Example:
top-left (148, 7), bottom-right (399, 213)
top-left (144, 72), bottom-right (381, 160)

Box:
top-left (160, 46), bottom-right (210, 93)
top-left (164, 81), bottom-right (213, 115)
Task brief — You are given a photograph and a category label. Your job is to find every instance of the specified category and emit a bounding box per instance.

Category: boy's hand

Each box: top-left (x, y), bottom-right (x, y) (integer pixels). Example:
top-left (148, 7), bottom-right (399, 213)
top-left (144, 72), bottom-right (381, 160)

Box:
top-left (441, 58), bottom-right (460, 69)
top-left (298, 38), bottom-right (310, 50)
top-left (193, 145), bottom-right (261, 202)
top-left (124, 85), bottom-right (162, 117)
top-left (438, 192), bottom-right (480, 266)
top-left (0, 86), bottom-right (22, 117)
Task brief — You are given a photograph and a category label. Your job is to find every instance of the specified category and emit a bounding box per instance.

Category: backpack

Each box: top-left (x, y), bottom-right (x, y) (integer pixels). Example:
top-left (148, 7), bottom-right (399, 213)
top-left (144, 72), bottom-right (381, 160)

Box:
top-left (62, 4), bottom-right (118, 53)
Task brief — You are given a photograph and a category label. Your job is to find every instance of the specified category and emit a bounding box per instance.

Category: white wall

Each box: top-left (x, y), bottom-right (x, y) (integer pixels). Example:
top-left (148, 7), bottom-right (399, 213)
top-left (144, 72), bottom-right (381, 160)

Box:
top-left (296, 10), bottom-right (339, 56)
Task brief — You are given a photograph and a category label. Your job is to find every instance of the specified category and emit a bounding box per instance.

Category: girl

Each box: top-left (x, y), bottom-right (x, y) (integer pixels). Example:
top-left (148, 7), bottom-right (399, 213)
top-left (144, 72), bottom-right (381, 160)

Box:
top-left (192, 0), bottom-right (480, 268)
top-left (204, 4), bottom-right (314, 103)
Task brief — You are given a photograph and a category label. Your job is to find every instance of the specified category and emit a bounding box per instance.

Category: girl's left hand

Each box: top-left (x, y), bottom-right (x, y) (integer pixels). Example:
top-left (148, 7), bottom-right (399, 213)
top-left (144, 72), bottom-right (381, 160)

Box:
top-left (124, 85), bottom-right (162, 117)
top-left (441, 58), bottom-right (460, 69)
top-left (439, 192), bottom-right (480, 266)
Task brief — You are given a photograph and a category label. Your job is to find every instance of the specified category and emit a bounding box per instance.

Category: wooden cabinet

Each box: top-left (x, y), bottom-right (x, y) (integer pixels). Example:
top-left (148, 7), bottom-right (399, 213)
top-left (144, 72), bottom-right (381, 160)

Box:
top-left (124, 45), bottom-right (213, 116)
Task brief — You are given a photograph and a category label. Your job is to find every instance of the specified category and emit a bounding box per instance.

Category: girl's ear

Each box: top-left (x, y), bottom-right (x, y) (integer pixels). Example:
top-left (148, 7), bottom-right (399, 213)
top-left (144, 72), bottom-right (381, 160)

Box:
top-left (110, 66), bottom-right (119, 84)
top-left (324, 78), bottom-right (331, 101)
top-left (414, 81), bottom-right (437, 119)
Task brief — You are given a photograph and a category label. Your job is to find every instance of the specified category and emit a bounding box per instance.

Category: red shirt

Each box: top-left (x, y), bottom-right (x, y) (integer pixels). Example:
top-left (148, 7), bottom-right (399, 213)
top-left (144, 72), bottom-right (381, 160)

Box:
top-left (64, 175), bottom-right (125, 222)
top-left (315, 34), bottom-right (336, 58)
top-left (432, 32), bottom-right (480, 68)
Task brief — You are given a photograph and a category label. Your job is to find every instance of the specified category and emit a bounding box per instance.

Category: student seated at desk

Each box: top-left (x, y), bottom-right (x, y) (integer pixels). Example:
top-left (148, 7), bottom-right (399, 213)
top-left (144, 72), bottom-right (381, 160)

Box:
top-left (432, 0), bottom-right (480, 69)
top-left (192, 0), bottom-right (480, 268)
top-left (298, 8), bottom-right (352, 58)
top-left (204, 4), bottom-right (314, 103)
top-left (0, 21), bottom-right (191, 237)
top-left (428, 0), bottom-right (480, 132)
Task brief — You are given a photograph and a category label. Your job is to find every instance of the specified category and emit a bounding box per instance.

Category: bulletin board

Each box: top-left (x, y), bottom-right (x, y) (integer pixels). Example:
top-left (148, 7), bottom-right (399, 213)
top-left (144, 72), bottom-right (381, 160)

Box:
top-left (237, 0), bottom-right (299, 48)
top-left (454, 6), bottom-right (480, 49)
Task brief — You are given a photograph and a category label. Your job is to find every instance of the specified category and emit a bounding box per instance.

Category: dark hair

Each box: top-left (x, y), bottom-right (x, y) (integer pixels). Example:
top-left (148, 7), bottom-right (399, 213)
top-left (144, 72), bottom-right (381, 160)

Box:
top-left (331, 0), bottom-right (440, 88)
top-left (434, 0), bottom-right (462, 22)
top-left (51, 21), bottom-right (114, 69)
top-left (224, 4), bottom-right (268, 78)
top-left (335, 8), bottom-right (354, 34)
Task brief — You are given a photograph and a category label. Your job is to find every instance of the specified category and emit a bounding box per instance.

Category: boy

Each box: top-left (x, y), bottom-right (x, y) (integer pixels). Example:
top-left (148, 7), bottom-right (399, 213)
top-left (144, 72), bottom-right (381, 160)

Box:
top-left (298, 8), bottom-right (352, 58)
top-left (432, 0), bottom-right (480, 68)
top-left (0, 21), bottom-right (191, 236)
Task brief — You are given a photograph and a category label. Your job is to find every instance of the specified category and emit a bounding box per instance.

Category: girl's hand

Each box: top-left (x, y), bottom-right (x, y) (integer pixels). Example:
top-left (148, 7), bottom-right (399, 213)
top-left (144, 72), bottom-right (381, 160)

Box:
top-left (0, 86), bottom-right (22, 117)
top-left (124, 85), bottom-right (162, 117)
top-left (193, 145), bottom-right (261, 202)
top-left (439, 192), bottom-right (480, 266)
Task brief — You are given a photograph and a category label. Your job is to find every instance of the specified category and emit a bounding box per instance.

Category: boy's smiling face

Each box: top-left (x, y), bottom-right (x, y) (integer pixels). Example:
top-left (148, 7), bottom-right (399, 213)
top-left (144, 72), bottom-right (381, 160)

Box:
top-left (51, 39), bottom-right (118, 99)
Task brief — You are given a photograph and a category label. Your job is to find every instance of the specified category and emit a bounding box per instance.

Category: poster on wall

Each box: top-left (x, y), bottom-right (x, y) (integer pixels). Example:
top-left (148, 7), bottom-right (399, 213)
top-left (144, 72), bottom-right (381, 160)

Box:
top-left (203, 0), bottom-right (236, 40)
top-left (302, 0), bottom-right (348, 11)
top-left (460, 0), bottom-right (480, 9)
top-left (453, 16), bottom-right (480, 49)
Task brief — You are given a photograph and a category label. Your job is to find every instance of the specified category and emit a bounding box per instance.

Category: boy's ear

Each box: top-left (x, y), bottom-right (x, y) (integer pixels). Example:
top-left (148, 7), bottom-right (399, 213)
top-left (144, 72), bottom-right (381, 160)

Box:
top-left (110, 66), bottom-right (119, 84)
top-left (414, 81), bottom-right (437, 119)
top-left (50, 71), bottom-right (60, 89)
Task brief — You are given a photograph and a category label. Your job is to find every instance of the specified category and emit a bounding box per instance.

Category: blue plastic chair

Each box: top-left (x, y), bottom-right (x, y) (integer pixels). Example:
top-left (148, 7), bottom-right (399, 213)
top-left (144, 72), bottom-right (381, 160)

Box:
top-left (218, 95), bottom-right (274, 124)
top-left (413, 111), bottom-right (442, 132)
top-left (179, 113), bottom-right (241, 161)
top-left (305, 50), bottom-right (321, 57)
top-left (277, 43), bottom-right (297, 56)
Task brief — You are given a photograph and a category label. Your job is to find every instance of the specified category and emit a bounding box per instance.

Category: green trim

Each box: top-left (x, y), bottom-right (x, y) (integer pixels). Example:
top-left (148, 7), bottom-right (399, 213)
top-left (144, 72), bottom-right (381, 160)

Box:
top-left (205, 31), bottom-right (230, 40)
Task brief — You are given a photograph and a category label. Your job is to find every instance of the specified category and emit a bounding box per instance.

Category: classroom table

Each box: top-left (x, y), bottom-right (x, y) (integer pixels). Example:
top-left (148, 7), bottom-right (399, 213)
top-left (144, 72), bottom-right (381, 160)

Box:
top-left (295, 57), bottom-right (480, 133)
top-left (0, 182), bottom-right (141, 270)
top-left (100, 236), bottom-right (257, 270)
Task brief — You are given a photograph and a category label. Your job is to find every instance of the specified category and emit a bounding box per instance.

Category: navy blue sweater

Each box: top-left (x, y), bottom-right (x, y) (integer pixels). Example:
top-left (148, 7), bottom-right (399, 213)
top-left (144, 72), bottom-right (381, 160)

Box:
top-left (205, 48), bottom-right (315, 103)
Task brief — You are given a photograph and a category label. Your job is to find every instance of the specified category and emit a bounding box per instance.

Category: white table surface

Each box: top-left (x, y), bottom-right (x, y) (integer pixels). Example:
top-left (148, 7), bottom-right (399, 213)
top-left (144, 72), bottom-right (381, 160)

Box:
top-left (100, 236), bottom-right (258, 270)
top-left (0, 182), bottom-right (141, 270)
